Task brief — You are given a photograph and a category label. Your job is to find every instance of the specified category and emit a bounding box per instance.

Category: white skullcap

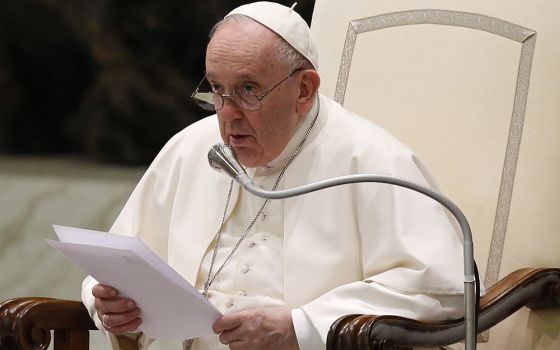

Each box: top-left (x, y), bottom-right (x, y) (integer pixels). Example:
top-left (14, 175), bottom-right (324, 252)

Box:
top-left (225, 1), bottom-right (319, 69)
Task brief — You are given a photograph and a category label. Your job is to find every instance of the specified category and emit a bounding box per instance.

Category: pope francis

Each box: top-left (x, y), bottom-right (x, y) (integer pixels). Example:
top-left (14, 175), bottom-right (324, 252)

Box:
top-left (81, 2), bottom-right (465, 350)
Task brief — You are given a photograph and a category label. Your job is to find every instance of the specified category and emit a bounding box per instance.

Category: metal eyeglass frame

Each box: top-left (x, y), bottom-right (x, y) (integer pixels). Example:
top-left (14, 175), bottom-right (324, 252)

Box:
top-left (191, 68), bottom-right (305, 111)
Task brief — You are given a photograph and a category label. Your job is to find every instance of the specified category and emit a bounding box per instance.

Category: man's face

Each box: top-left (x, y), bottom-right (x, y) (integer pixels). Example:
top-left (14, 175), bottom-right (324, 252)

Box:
top-left (205, 20), bottom-right (304, 168)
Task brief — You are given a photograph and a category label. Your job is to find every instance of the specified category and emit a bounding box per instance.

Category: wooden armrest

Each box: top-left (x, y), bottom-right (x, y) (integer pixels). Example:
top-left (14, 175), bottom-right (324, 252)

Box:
top-left (0, 297), bottom-right (96, 350)
top-left (2, 268), bottom-right (558, 349)
top-left (327, 267), bottom-right (560, 350)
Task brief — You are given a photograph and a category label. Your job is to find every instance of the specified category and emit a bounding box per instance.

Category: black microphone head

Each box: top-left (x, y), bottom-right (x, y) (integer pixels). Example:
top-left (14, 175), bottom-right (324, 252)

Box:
top-left (208, 143), bottom-right (246, 179)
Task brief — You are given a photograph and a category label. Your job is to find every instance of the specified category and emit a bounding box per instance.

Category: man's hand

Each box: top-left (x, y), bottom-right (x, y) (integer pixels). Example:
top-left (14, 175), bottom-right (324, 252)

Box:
top-left (92, 283), bottom-right (142, 335)
top-left (212, 306), bottom-right (299, 350)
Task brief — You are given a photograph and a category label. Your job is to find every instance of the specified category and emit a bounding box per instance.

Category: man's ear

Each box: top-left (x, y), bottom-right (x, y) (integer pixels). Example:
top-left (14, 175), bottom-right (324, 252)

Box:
top-left (296, 70), bottom-right (321, 115)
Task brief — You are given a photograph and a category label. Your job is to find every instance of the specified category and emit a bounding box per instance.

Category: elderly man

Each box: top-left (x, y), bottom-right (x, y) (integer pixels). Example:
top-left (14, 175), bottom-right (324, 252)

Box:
top-left (82, 2), bottom-right (465, 350)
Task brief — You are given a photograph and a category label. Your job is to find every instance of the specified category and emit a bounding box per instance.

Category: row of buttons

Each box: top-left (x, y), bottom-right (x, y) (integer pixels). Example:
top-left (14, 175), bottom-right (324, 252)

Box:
top-left (228, 235), bottom-right (269, 305)
top-left (225, 290), bottom-right (249, 308)
top-left (209, 235), bottom-right (268, 290)
top-left (216, 232), bottom-right (275, 309)
top-left (246, 234), bottom-right (268, 248)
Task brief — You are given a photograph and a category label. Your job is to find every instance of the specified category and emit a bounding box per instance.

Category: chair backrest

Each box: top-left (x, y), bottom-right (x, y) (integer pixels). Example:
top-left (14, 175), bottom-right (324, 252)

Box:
top-left (311, 1), bottom-right (560, 349)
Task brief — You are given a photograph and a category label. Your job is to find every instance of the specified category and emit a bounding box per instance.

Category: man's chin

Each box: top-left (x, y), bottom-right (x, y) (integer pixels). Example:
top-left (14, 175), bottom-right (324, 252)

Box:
top-left (235, 148), bottom-right (266, 168)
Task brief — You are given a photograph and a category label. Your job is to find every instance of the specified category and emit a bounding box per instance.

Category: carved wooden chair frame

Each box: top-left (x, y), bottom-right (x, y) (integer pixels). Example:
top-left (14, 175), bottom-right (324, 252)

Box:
top-left (0, 268), bottom-right (558, 350)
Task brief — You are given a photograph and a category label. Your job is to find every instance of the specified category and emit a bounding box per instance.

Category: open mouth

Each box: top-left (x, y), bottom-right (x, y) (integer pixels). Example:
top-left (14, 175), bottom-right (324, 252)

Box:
top-left (229, 134), bottom-right (251, 145)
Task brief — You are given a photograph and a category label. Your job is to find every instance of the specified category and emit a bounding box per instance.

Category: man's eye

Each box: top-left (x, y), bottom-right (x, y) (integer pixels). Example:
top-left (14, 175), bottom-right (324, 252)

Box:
top-left (210, 85), bottom-right (222, 93)
top-left (242, 85), bottom-right (256, 94)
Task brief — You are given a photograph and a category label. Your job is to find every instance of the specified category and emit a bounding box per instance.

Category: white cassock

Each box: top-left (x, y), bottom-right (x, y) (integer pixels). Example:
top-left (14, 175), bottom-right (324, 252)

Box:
top-left (82, 94), bottom-right (465, 350)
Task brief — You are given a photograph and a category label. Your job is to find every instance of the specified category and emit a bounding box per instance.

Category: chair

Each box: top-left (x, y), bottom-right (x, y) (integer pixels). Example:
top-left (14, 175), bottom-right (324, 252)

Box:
top-left (0, 297), bottom-right (95, 350)
top-left (0, 268), bottom-right (558, 350)
top-left (310, 0), bottom-right (560, 349)
top-left (328, 268), bottom-right (560, 349)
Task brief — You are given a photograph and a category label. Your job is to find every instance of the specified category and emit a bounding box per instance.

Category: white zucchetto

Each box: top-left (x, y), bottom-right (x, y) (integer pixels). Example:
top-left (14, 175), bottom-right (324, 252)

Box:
top-left (226, 1), bottom-right (319, 69)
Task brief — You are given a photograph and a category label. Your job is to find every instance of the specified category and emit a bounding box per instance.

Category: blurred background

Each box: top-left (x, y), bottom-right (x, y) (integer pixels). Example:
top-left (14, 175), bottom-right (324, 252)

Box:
top-left (0, 0), bottom-right (314, 348)
top-left (0, 0), bottom-right (315, 164)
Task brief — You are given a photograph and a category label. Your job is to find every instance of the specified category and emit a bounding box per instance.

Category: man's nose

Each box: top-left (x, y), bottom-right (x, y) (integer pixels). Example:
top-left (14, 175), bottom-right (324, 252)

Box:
top-left (218, 97), bottom-right (244, 121)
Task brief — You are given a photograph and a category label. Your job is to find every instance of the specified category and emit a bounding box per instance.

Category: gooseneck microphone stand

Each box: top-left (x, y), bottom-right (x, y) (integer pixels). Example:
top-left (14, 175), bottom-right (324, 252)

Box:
top-left (208, 143), bottom-right (478, 350)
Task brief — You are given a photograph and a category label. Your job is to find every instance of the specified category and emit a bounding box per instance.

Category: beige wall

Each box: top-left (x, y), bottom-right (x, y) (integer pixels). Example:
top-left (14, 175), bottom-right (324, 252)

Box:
top-left (311, 1), bottom-right (559, 349)
top-left (0, 157), bottom-right (176, 349)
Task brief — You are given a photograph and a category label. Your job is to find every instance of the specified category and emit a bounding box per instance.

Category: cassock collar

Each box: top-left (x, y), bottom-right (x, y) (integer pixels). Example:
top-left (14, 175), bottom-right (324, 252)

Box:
top-left (261, 95), bottom-right (321, 171)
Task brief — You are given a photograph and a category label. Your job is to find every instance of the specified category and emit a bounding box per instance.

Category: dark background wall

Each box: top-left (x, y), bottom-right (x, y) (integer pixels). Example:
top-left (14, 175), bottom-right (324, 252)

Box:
top-left (0, 0), bottom-right (315, 165)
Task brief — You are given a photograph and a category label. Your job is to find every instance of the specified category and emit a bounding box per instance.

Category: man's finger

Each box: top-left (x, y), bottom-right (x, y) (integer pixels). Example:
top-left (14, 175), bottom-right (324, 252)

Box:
top-left (218, 328), bottom-right (244, 345)
top-left (101, 308), bottom-right (142, 329)
top-left (104, 316), bottom-right (143, 335)
top-left (94, 294), bottom-right (136, 315)
top-left (95, 296), bottom-right (137, 315)
top-left (92, 284), bottom-right (118, 299)
top-left (212, 313), bottom-right (243, 334)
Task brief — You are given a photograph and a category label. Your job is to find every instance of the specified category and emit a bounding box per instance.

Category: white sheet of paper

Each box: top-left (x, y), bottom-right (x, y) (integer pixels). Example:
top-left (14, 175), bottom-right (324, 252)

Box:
top-left (47, 225), bottom-right (222, 341)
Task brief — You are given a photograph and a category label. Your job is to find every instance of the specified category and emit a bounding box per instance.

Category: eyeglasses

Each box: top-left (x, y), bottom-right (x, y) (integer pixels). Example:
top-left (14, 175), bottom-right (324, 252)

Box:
top-left (191, 68), bottom-right (304, 111)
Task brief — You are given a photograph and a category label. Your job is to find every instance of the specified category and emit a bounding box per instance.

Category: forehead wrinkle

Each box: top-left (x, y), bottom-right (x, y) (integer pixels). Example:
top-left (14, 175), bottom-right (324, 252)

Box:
top-left (206, 20), bottom-right (280, 80)
top-left (207, 43), bottom-right (267, 74)
top-left (205, 62), bottom-right (261, 84)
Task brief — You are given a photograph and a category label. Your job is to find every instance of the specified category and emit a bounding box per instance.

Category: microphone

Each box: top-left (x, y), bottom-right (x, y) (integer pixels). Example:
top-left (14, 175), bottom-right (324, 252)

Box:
top-left (208, 143), bottom-right (249, 182)
top-left (207, 142), bottom-right (478, 350)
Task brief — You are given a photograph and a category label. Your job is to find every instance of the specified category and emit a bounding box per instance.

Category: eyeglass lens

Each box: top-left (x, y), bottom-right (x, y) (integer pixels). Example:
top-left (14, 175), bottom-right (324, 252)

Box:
top-left (193, 92), bottom-right (260, 111)
top-left (192, 68), bottom-right (303, 112)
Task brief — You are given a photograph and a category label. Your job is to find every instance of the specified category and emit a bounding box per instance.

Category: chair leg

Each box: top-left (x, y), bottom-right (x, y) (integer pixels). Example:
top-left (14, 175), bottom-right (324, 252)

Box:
top-left (54, 329), bottom-right (89, 350)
